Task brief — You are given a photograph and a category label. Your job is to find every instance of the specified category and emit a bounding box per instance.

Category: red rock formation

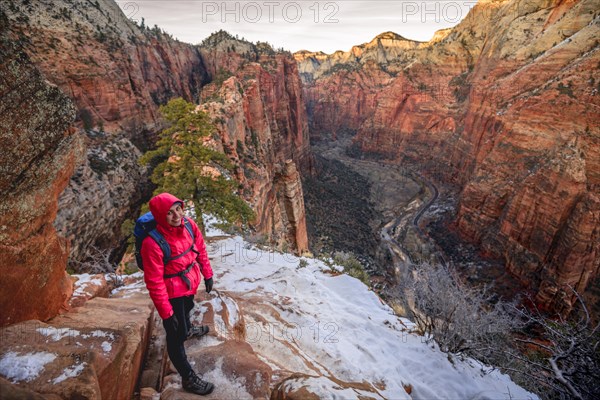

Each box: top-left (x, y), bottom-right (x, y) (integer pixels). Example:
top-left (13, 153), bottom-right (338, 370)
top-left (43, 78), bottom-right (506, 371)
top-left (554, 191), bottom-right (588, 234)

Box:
top-left (3, 0), bottom-right (210, 269)
top-left (0, 10), bottom-right (78, 326)
top-left (198, 40), bottom-right (311, 252)
top-left (297, 0), bottom-right (600, 314)
top-left (4, 2), bottom-right (311, 266)
top-left (5, 0), bottom-right (208, 139)
top-left (0, 285), bottom-right (154, 398)
top-left (454, 0), bottom-right (600, 313)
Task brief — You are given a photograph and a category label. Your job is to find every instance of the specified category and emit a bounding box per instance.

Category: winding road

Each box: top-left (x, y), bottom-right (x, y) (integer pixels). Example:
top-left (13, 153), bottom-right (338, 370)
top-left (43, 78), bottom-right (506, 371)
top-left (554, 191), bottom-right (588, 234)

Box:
top-left (315, 138), bottom-right (446, 270)
top-left (411, 175), bottom-right (447, 267)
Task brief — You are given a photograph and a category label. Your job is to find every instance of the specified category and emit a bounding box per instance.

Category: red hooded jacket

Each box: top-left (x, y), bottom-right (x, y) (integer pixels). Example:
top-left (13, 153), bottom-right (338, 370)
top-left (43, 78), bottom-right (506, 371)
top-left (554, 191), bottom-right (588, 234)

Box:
top-left (141, 193), bottom-right (213, 320)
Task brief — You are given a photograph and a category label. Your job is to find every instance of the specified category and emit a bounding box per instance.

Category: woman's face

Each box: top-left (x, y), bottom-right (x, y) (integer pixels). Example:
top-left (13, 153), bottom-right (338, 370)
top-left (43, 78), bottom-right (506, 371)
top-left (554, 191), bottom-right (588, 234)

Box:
top-left (166, 203), bottom-right (183, 227)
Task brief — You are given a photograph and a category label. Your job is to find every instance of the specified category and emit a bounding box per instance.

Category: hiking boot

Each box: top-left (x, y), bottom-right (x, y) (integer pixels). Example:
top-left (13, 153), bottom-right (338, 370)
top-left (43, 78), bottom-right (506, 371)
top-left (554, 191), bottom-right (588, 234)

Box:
top-left (186, 325), bottom-right (209, 340)
top-left (182, 371), bottom-right (214, 395)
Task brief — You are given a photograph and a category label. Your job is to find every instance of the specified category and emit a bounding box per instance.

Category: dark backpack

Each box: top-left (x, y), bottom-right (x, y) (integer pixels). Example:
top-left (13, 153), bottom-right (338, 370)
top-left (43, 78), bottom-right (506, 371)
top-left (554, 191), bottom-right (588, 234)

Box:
top-left (134, 211), bottom-right (196, 271)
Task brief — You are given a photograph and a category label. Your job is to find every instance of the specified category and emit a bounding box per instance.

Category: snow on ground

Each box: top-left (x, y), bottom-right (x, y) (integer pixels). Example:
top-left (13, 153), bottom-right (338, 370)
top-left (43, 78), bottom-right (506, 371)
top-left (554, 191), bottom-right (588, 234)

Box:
top-left (71, 273), bottom-right (104, 297)
top-left (106, 271), bottom-right (144, 282)
top-left (87, 330), bottom-right (115, 340)
top-left (37, 327), bottom-right (81, 342)
top-left (280, 375), bottom-right (385, 399)
top-left (203, 357), bottom-right (253, 399)
top-left (33, 326), bottom-right (116, 358)
top-left (0, 351), bottom-right (57, 383)
top-left (101, 341), bottom-right (112, 352)
top-left (110, 278), bottom-right (147, 297)
top-left (207, 235), bottom-right (538, 400)
top-left (52, 362), bottom-right (86, 384)
top-left (163, 355), bottom-right (253, 400)
top-left (202, 213), bottom-right (228, 236)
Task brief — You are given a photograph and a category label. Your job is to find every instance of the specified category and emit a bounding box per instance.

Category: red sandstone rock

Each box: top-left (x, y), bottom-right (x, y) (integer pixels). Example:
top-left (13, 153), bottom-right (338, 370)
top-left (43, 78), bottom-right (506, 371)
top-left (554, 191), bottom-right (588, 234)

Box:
top-left (3, 0), bottom-right (210, 271)
top-left (1, 0), bottom-right (311, 331)
top-left (0, 12), bottom-right (78, 327)
top-left (0, 284), bottom-right (153, 399)
top-left (198, 45), bottom-right (312, 253)
top-left (68, 274), bottom-right (111, 308)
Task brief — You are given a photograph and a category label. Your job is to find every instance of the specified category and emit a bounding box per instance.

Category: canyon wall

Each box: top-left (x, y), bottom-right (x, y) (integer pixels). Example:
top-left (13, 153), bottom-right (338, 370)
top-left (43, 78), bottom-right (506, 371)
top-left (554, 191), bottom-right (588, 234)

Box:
top-left (198, 32), bottom-right (312, 251)
top-left (297, 0), bottom-right (600, 313)
top-left (4, 0), bottom-right (310, 261)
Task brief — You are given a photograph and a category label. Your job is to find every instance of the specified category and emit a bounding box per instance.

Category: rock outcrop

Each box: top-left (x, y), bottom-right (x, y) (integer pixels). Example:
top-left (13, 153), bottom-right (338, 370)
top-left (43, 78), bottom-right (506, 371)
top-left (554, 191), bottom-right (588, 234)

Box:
top-left (295, 31), bottom-right (424, 81)
top-left (53, 133), bottom-right (148, 267)
top-left (1, 236), bottom-right (535, 399)
top-left (0, 9), bottom-right (78, 326)
top-left (297, 0), bottom-right (600, 314)
top-left (453, 0), bottom-right (600, 313)
top-left (4, 1), bottom-right (312, 264)
top-left (0, 274), bottom-right (154, 399)
top-left (197, 32), bottom-right (312, 252)
top-left (155, 235), bottom-right (535, 399)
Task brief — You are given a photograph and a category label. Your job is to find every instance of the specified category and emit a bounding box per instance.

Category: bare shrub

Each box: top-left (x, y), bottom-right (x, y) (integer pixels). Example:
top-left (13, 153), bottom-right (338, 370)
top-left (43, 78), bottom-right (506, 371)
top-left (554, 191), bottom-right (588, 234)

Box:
top-left (509, 289), bottom-right (600, 400)
top-left (395, 263), bottom-right (600, 399)
top-left (72, 245), bottom-right (116, 275)
top-left (397, 262), bottom-right (520, 365)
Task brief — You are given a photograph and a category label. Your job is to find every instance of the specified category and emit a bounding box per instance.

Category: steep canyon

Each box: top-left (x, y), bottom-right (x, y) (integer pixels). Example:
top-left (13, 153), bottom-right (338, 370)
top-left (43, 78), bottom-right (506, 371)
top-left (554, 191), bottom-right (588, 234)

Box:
top-left (297, 0), bottom-right (600, 314)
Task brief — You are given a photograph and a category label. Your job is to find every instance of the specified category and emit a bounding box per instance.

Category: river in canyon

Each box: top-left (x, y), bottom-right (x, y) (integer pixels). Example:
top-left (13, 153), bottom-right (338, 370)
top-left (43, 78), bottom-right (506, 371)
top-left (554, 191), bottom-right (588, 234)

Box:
top-left (303, 135), bottom-right (526, 306)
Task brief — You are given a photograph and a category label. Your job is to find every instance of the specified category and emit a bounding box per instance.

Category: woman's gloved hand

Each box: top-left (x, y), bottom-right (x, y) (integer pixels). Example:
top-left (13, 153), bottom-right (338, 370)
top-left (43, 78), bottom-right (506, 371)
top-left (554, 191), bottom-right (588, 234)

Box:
top-left (205, 277), bottom-right (213, 293)
top-left (163, 314), bottom-right (179, 335)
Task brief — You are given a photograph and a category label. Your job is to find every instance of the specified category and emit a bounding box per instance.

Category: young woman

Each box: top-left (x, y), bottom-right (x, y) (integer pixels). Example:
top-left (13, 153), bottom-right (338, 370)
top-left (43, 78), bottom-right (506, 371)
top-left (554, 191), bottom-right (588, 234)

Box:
top-left (141, 192), bottom-right (215, 395)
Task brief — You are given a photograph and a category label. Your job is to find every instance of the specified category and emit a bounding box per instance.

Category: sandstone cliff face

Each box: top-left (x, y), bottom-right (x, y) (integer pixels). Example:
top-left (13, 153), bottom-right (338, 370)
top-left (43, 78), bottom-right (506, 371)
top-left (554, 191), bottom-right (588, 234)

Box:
top-left (198, 35), bottom-right (311, 251)
top-left (0, 274), bottom-right (154, 398)
top-left (454, 0), bottom-right (600, 313)
top-left (0, 10), bottom-right (78, 326)
top-left (6, 0), bottom-right (208, 139)
top-left (53, 133), bottom-right (147, 266)
top-left (5, 2), bottom-right (311, 268)
top-left (297, 0), bottom-right (600, 313)
top-left (295, 31), bottom-right (424, 81)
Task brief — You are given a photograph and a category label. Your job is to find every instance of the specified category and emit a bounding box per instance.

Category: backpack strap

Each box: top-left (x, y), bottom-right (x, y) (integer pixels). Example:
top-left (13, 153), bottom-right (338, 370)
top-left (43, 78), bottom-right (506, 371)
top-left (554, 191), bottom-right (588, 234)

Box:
top-left (183, 218), bottom-right (200, 256)
top-left (183, 218), bottom-right (195, 240)
top-left (148, 229), bottom-right (171, 266)
top-left (162, 219), bottom-right (200, 290)
top-left (148, 218), bottom-right (199, 268)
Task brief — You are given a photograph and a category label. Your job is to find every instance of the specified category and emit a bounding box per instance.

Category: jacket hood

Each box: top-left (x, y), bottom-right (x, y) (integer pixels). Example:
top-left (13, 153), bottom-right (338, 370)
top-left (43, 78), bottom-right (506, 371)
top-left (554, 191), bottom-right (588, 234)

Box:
top-left (149, 193), bottom-right (184, 229)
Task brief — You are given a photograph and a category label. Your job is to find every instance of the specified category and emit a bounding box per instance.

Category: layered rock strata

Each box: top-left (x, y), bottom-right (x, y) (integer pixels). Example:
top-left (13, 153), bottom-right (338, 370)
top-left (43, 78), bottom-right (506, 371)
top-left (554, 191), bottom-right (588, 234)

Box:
top-left (0, 275), bottom-right (153, 399)
top-left (1, 1), bottom-right (312, 324)
top-left (198, 32), bottom-right (312, 252)
top-left (3, 2), bottom-right (312, 262)
top-left (2, 0), bottom-right (210, 268)
top-left (297, 0), bottom-right (600, 313)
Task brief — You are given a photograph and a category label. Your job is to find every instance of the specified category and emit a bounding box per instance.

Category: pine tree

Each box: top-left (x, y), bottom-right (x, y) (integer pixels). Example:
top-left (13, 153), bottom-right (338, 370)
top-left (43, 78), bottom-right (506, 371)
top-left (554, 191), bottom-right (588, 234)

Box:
top-left (140, 98), bottom-right (254, 229)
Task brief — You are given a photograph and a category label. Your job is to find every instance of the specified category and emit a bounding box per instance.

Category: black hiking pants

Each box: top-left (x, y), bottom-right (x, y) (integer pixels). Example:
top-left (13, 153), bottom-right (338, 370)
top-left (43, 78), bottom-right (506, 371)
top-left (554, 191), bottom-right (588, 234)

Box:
top-left (163, 295), bottom-right (195, 377)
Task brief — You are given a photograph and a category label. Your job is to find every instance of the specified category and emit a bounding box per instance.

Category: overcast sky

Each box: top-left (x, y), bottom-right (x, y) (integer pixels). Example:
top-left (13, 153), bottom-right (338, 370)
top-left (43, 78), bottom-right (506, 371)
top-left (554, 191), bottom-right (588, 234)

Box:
top-left (116, 1), bottom-right (476, 53)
